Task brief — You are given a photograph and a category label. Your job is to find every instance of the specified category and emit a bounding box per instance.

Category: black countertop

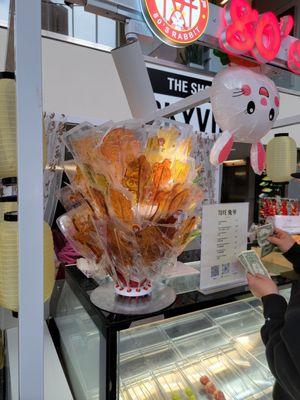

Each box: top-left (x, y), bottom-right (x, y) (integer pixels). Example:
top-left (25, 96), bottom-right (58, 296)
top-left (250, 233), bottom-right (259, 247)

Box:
top-left (62, 265), bottom-right (292, 332)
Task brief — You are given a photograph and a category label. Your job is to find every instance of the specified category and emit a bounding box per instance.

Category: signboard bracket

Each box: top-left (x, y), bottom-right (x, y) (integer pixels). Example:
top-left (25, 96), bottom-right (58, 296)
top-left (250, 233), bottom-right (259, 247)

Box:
top-left (143, 86), bottom-right (211, 122)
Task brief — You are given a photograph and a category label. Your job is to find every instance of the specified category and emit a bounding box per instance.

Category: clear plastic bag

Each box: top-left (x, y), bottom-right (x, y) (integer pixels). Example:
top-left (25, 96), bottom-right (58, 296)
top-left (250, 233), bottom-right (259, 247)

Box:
top-left (58, 118), bottom-right (204, 295)
top-left (57, 203), bottom-right (103, 263)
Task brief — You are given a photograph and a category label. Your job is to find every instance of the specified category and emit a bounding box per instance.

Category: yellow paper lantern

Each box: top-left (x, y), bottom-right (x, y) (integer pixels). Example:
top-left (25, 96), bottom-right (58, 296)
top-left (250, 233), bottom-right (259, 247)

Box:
top-left (0, 72), bottom-right (17, 179)
top-left (0, 198), bottom-right (17, 221)
top-left (0, 72), bottom-right (47, 179)
top-left (266, 133), bottom-right (297, 183)
top-left (0, 211), bottom-right (55, 311)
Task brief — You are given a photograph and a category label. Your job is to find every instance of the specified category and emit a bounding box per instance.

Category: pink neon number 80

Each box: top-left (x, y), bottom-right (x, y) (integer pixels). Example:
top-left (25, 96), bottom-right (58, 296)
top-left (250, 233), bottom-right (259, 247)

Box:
top-left (221, 0), bottom-right (282, 63)
top-left (221, 0), bottom-right (258, 54)
top-left (252, 12), bottom-right (281, 63)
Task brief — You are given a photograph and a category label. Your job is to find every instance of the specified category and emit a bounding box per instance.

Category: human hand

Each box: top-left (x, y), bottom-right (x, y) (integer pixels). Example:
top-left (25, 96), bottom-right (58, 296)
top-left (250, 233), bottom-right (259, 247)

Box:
top-left (267, 228), bottom-right (295, 253)
top-left (247, 273), bottom-right (279, 298)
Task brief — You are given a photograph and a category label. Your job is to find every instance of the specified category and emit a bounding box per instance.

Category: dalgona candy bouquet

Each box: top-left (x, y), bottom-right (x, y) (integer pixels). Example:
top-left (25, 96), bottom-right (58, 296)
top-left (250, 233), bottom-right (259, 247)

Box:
top-left (57, 118), bottom-right (203, 297)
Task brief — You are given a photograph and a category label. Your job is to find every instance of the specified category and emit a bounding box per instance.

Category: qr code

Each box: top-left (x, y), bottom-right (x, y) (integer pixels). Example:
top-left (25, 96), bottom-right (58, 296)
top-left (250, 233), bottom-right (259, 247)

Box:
top-left (211, 265), bottom-right (220, 278)
top-left (222, 263), bottom-right (230, 274)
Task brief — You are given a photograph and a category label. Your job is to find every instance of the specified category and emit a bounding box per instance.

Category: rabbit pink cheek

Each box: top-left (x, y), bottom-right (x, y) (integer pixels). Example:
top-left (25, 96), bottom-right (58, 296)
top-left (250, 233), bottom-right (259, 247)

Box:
top-left (275, 96), bottom-right (280, 107)
top-left (261, 98), bottom-right (267, 106)
top-left (242, 85), bottom-right (251, 96)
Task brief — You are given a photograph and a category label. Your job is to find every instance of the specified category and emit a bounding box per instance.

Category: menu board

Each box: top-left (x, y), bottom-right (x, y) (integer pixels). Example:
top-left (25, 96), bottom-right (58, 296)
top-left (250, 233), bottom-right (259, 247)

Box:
top-left (200, 203), bottom-right (249, 293)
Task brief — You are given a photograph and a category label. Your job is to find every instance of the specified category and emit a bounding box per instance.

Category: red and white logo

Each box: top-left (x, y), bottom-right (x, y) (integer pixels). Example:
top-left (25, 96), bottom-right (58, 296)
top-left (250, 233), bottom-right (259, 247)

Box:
top-left (141, 0), bottom-right (209, 47)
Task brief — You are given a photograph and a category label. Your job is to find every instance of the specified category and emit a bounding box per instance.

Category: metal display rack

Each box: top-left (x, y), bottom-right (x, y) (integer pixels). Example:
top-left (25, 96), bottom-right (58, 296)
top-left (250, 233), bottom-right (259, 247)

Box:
top-left (14, 1), bottom-right (44, 399)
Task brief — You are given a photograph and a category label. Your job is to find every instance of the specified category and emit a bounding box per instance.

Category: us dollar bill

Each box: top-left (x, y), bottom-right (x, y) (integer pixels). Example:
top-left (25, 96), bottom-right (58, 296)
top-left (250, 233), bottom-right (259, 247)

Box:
top-left (256, 223), bottom-right (275, 258)
top-left (238, 250), bottom-right (271, 278)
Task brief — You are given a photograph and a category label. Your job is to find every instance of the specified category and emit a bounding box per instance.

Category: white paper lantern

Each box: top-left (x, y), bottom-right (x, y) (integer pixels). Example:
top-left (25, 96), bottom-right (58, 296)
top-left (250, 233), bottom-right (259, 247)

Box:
top-left (0, 72), bottom-right (47, 178)
top-left (266, 133), bottom-right (297, 182)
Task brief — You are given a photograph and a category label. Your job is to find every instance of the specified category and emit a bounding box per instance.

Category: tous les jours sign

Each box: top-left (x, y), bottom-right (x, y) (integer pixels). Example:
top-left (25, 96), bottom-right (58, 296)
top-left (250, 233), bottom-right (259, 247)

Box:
top-left (141, 0), bottom-right (300, 75)
top-left (141, 0), bottom-right (209, 47)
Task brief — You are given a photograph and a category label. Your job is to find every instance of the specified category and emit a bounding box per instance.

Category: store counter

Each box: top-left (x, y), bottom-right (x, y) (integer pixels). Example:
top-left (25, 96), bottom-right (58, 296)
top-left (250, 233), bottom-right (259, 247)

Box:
top-left (253, 247), bottom-right (293, 273)
top-left (49, 266), bottom-right (292, 400)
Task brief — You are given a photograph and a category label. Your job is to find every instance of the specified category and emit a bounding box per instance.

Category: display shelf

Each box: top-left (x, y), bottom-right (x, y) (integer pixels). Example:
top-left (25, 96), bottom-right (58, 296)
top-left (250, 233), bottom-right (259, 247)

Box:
top-left (121, 373), bottom-right (165, 400)
top-left (153, 366), bottom-right (198, 400)
top-left (50, 266), bottom-right (292, 400)
top-left (119, 293), bottom-right (285, 400)
top-left (120, 352), bottom-right (150, 383)
top-left (162, 314), bottom-right (215, 340)
top-left (206, 300), bottom-right (252, 320)
top-left (179, 360), bottom-right (214, 398)
top-left (246, 298), bottom-right (263, 312)
top-left (119, 326), bottom-right (169, 356)
top-left (143, 343), bottom-right (182, 369)
top-left (192, 350), bottom-right (258, 399)
top-left (118, 332), bottom-right (137, 356)
top-left (173, 327), bottom-right (231, 360)
top-left (214, 309), bottom-right (265, 337)
top-left (255, 352), bottom-right (269, 368)
top-left (235, 330), bottom-right (265, 356)
top-left (220, 346), bottom-right (274, 391)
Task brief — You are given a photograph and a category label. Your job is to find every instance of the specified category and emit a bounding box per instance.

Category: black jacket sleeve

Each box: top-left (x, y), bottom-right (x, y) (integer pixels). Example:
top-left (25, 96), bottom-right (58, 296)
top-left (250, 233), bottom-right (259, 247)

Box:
top-left (261, 285), bottom-right (300, 400)
top-left (260, 243), bottom-right (300, 400)
top-left (283, 243), bottom-right (300, 273)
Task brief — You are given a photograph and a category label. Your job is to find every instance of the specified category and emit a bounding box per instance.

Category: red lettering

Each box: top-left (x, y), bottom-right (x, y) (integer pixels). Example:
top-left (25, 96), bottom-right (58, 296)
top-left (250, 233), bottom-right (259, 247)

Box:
top-left (220, 0), bottom-right (258, 54)
top-left (279, 15), bottom-right (294, 38)
top-left (288, 40), bottom-right (300, 75)
top-left (219, 0), bottom-right (297, 73)
top-left (252, 12), bottom-right (281, 63)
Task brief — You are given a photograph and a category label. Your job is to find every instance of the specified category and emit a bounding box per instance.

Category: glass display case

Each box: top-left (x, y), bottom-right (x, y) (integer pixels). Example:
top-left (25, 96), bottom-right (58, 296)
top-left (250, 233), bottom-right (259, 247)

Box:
top-left (50, 266), bottom-right (291, 400)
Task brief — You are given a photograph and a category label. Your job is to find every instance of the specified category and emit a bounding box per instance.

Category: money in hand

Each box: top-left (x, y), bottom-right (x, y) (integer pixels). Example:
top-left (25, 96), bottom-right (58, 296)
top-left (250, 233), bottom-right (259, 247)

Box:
top-left (256, 223), bottom-right (274, 258)
top-left (238, 250), bottom-right (271, 278)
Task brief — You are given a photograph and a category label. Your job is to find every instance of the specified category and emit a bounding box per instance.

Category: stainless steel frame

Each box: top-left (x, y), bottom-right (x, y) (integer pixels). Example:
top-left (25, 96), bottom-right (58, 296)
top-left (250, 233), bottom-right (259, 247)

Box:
top-left (15, 0), bottom-right (44, 398)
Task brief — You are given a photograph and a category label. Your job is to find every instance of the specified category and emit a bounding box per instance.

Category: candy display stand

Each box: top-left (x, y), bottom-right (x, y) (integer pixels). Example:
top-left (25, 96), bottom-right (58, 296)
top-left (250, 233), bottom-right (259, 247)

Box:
top-left (57, 118), bottom-right (204, 315)
top-left (90, 279), bottom-right (176, 315)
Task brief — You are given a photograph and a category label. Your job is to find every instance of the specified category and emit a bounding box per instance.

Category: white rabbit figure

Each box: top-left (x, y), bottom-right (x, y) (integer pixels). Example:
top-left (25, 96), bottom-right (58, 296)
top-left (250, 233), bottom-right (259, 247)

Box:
top-left (210, 65), bottom-right (280, 175)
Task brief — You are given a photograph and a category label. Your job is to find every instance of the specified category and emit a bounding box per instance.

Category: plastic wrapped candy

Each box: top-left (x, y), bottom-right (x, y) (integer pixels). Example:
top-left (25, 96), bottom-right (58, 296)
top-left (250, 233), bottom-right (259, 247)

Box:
top-left (57, 185), bottom-right (84, 211)
top-left (57, 203), bottom-right (103, 263)
top-left (58, 118), bottom-right (203, 296)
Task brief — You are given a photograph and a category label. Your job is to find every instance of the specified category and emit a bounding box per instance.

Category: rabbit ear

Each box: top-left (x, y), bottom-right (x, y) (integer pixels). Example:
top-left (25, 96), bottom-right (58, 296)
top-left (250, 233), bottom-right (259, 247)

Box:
top-left (210, 130), bottom-right (234, 166)
top-left (250, 141), bottom-right (266, 175)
